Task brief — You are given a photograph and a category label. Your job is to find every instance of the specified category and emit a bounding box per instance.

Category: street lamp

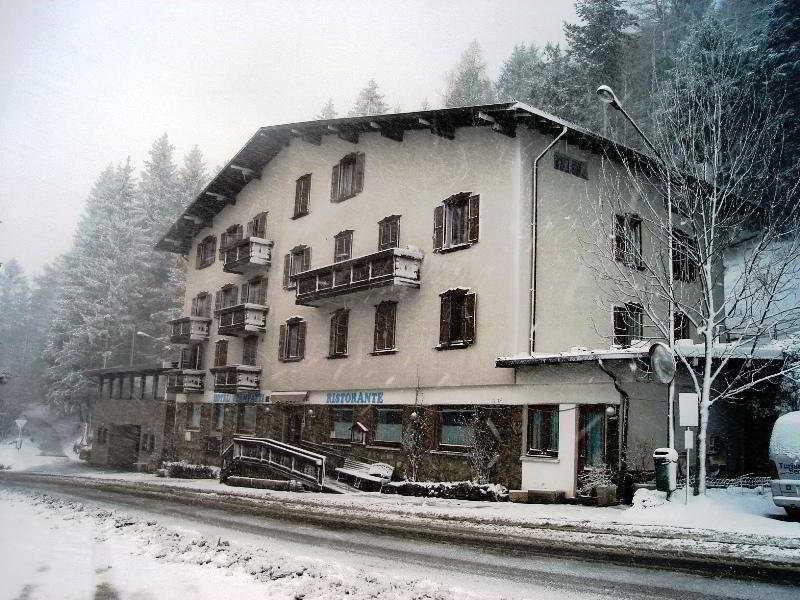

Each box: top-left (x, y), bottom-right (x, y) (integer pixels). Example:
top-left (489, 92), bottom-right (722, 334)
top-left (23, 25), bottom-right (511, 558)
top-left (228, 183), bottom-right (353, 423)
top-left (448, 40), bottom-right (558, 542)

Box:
top-left (597, 84), bottom-right (676, 450)
top-left (130, 330), bottom-right (154, 367)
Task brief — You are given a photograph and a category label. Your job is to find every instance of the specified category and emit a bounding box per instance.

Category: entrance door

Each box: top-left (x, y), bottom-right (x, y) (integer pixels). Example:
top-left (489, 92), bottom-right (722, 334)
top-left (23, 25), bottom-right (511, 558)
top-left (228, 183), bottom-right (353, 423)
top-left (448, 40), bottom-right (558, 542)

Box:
top-left (577, 406), bottom-right (607, 472)
top-left (109, 424), bottom-right (141, 468)
top-left (288, 412), bottom-right (303, 445)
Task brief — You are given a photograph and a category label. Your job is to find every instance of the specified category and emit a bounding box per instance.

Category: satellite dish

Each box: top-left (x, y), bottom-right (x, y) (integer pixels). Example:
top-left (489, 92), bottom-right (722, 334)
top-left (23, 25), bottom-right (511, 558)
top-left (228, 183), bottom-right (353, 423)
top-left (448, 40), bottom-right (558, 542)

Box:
top-left (649, 342), bottom-right (676, 384)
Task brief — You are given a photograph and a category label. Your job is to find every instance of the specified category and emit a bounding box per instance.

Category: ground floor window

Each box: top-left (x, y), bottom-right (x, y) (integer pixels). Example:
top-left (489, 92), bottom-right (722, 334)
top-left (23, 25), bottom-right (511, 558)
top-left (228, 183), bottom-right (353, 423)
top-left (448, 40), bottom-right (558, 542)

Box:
top-left (213, 404), bottom-right (224, 431)
top-left (330, 407), bottom-right (353, 440)
top-left (438, 408), bottom-right (473, 449)
top-left (236, 404), bottom-right (256, 433)
top-left (527, 405), bottom-right (559, 457)
top-left (374, 407), bottom-right (402, 443)
top-left (186, 404), bottom-right (201, 430)
top-left (579, 405), bottom-right (607, 469)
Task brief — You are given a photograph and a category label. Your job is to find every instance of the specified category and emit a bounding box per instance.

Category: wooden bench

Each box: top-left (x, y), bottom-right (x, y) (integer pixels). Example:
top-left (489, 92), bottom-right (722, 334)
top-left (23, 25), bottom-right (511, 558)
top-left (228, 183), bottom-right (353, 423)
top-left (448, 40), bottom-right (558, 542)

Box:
top-left (334, 460), bottom-right (394, 492)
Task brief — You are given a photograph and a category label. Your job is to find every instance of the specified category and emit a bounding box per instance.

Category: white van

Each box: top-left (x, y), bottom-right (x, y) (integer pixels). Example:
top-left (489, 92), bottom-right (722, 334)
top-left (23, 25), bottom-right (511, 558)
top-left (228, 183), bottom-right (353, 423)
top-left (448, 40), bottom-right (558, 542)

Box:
top-left (769, 411), bottom-right (800, 518)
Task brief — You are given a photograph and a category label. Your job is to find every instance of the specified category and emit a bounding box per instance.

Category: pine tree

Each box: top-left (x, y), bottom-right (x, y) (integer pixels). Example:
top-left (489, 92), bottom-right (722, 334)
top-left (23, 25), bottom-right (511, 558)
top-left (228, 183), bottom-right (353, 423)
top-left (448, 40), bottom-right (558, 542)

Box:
top-left (348, 80), bottom-right (389, 117)
top-left (317, 98), bottom-right (338, 120)
top-left (0, 259), bottom-right (32, 428)
top-left (495, 43), bottom-right (544, 102)
top-left (443, 40), bottom-right (495, 107)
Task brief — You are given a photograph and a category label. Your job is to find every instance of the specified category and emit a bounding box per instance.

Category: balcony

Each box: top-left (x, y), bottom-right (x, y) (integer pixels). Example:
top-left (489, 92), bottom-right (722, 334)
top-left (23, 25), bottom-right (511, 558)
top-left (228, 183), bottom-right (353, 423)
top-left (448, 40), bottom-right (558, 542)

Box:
top-left (216, 303), bottom-right (268, 337)
top-left (294, 247), bottom-right (424, 306)
top-left (169, 316), bottom-right (211, 344)
top-left (223, 237), bottom-right (273, 274)
top-left (210, 365), bottom-right (261, 394)
top-left (166, 370), bottom-right (205, 394)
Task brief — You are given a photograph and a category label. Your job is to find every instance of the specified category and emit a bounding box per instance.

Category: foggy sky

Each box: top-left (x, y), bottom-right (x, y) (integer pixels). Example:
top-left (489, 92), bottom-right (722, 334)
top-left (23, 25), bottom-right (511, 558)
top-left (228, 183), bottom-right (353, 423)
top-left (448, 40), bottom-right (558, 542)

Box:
top-left (0, 0), bottom-right (575, 277)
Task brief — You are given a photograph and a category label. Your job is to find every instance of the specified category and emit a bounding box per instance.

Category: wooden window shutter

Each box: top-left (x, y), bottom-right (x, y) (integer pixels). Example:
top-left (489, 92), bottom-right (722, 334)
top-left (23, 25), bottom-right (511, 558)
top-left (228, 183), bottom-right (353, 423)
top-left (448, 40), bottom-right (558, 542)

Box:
top-left (433, 205), bottom-right (444, 252)
top-left (329, 314), bottom-right (337, 356)
top-left (283, 254), bottom-right (291, 288)
top-left (214, 290), bottom-right (223, 312)
top-left (354, 152), bottom-right (365, 194)
top-left (301, 247), bottom-right (311, 271)
top-left (468, 195), bottom-right (480, 243)
top-left (330, 163), bottom-right (340, 201)
top-left (240, 282), bottom-right (250, 304)
top-left (180, 347), bottom-right (189, 367)
top-left (463, 293), bottom-right (476, 343)
top-left (386, 302), bottom-right (396, 349)
top-left (195, 243), bottom-right (203, 268)
top-left (278, 324), bottom-right (287, 361)
top-left (298, 321), bottom-right (307, 358)
top-left (340, 311), bottom-right (349, 354)
top-left (614, 215), bottom-right (625, 262)
top-left (373, 306), bottom-right (381, 350)
top-left (439, 294), bottom-right (451, 345)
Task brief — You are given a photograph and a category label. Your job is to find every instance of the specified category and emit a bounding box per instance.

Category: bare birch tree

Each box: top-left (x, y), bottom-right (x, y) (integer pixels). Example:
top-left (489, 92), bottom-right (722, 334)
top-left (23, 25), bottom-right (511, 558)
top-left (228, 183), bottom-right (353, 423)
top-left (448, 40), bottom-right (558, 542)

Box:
top-left (581, 18), bottom-right (800, 494)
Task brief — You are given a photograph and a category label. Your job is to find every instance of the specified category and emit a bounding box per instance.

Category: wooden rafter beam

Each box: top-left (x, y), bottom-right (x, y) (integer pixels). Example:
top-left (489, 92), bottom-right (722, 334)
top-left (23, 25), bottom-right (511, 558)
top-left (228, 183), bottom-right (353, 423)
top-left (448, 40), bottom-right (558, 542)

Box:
top-left (230, 164), bottom-right (259, 180)
top-left (206, 191), bottom-right (235, 206)
top-left (420, 116), bottom-right (454, 140)
top-left (477, 111), bottom-right (516, 138)
top-left (370, 121), bottom-right (403, 143)
top-left (327, 125), bottom-right (359, 145)
top-left (290, 128), bottom-right (322, 146)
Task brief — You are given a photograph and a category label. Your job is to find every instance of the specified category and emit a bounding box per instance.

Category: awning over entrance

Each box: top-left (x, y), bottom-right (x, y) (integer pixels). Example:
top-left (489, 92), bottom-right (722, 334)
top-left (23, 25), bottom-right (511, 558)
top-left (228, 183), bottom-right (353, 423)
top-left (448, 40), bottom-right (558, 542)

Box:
top-left (269, 391), bottom-right (309, 404)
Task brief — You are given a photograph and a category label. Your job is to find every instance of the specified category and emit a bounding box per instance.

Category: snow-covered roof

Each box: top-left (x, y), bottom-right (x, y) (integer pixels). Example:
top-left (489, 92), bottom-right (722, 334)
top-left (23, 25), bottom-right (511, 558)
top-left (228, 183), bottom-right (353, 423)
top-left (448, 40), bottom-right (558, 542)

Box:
top-left (156, 102), bottom-right (645, 254)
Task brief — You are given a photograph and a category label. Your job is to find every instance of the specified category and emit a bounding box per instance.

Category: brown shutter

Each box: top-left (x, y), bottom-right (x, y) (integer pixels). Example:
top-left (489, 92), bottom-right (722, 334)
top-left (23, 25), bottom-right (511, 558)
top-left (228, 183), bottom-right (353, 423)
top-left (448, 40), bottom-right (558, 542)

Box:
top-left (331, 163), bottom-right (340, 201)
top-left (373, 305), bottom-right (381, 350)
top-left (298, 321), bottom-right (307, 358)
top-left (196, 243), bottom-right (203, 268)
top-left (468, 195), bottom-right (480, 243)
top-left (283, 254), bottom-right (291, 288)
top-left (214, 290), bottom-right (223, 312)
top-left (302, 247), bottom-right (311, 271)
top-left (329, 314), bottom-right (337, 356)
top-left (386, 302), bottom-right (396, 349)
top-left (240, 282), bottom-right (249, 304)
top-left (433, 205), bottom-right (444, 252)
top-left (463, 293), bottom-right (476, 343)
top-left (278, 324), bottom-right (287, 361)
top-left (354, 152), bottom-right (365, 194)
top-left (439, 294), bottom-right (451, 345)
top-left (340, 311), bottom-right (349, 354)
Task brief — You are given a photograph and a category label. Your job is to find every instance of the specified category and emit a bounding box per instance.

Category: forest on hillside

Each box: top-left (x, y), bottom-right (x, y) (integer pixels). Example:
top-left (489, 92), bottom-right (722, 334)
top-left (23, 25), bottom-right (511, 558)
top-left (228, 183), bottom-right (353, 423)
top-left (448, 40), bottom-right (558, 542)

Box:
top-left (1, 0), bottom-right (797, 424)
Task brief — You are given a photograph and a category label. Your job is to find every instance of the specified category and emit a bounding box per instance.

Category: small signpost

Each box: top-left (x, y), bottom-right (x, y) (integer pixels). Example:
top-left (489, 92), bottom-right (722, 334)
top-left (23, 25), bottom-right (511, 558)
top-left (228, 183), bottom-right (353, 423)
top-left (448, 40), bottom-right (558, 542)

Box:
top-left (679, 393), bottom-right (699, 505)
top-left (14, 418), bottom-right (27, 451)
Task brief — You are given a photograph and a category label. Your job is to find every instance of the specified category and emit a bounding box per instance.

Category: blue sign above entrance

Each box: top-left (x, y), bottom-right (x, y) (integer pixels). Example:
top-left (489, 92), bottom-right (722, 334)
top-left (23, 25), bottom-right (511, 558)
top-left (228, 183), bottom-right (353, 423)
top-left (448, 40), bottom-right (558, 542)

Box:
top-left (213, 392), bottom-right (263, 404)
top-left (326, 391), bottom-right (384, 405)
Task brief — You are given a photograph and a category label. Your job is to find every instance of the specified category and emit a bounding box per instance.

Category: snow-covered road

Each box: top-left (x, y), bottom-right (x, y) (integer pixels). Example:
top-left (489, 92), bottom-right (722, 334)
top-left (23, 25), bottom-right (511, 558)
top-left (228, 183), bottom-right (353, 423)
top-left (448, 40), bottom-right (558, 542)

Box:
top-left (1, 483), bottom-right (797, 600)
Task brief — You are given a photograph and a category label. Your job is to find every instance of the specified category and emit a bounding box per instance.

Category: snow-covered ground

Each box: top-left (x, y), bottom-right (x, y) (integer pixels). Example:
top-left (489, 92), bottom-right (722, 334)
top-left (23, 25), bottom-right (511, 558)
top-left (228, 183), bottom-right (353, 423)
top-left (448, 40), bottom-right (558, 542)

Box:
top-left (0, 487), bottom-right (497, 600)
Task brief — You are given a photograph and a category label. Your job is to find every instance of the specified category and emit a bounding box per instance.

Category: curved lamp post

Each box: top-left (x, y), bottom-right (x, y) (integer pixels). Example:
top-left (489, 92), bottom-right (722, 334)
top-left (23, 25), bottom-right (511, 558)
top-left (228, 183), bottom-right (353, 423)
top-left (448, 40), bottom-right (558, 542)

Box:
top-left (597, 85), bottom-right (676, 450)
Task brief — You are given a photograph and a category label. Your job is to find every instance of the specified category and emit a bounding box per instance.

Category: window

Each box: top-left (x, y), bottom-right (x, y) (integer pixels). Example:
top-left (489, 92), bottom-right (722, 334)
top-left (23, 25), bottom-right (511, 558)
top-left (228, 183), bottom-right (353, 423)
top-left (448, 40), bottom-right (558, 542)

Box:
top-left (180, 344), bottom-right (204, 370)
top-left (242, 336), bottom-right (258, 365)
top-left (373, 301), bottom-right (397, 353)
top-left (214, 340), bottom-right (228, 367)
top-left (219, 224), bottom-right (243, 259)
top-left (527, 406), bottom-right (559, 457)
top-left (96, 427), bottom-right (108, 444)
top-left (331, 152), bottom-right (365, 202)
top-left (215, 284), bottom-right (238, 311)
top-left (673, 229), bottom-right (698, 282)
top-left (674, 311), bottom-right (691, 341)
top-left (433, 193), bottom-right (479, 252)
top-left (283, 245), bottom-right (311, 289)
top-left (141, 432), bottom-right (155, 453)
top-left (191, 292), bottom-right (211, 317)
top-left (186, 404), bottom-right (201, 430)
top-left (579, 406), bottom-right (607, 469)
top-left (613, 303), bottom-right (643, 347)
top-left (614, 213), bottom-right (643, 269)
top-left (195, 236), bottom-right (216, 269)
top-left (236, 404), bottom-right (256, 433)
top-left (439, 408), bottom-right (472, 449)
top-left (328, 309), bottom-right (349, 358)
top-left (378, 216), bottom-right (400, 250)
top-left (330, 407), bottom-right (353, 440)
top-left (554, 152), bottom-right (588, 179)
top-left (247, 212), bottom-right (268, 239)
top-left (241, 276), bottom-right (266, 305)
top-left (374, 407), bottom-right (402, 444)
top-left (333, 230), bottom-right (353, 263)
top-left (212, 405), bottom-right (224, 431)
top-left (278, 318), bottom-right (306, 361)
top-left (294, 174), bottom-right (311, 218)
top-left (438, 289), bottom-right (476, 349)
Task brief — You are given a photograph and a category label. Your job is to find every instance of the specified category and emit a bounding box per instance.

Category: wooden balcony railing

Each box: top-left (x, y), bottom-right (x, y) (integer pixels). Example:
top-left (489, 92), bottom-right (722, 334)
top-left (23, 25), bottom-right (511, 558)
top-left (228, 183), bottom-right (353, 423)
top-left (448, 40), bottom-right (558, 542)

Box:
top-left (169, 316), bottom-right (211, 344)
top-left (216, 303), bottom-right (267, 337)
top-left (294, 247), bottom-right (423, 306)
top-left (210, 365), bottom-right (261, 394)
top-left (166, 370), bottom-right (205, 394)
top-left (223, 237), bottom-right (273, 274)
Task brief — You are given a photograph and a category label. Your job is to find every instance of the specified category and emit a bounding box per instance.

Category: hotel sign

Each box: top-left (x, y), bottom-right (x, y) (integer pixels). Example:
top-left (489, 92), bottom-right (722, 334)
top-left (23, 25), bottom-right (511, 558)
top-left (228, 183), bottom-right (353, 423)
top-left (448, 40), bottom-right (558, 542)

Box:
top-left (326, 391), bottom-right (385, 405)
top-left (213, 392), bottom-right (263, 404)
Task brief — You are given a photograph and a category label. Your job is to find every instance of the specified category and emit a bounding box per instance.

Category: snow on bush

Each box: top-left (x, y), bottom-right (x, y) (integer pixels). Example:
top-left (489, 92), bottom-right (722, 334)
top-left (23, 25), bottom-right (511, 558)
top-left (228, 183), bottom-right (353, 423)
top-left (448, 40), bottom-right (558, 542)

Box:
top-left (629, 488), bottom-right (668, 510)
top-left (161, 460), bottom-right (219, 479)
top-left (382, 480), bottom-right (509, 502)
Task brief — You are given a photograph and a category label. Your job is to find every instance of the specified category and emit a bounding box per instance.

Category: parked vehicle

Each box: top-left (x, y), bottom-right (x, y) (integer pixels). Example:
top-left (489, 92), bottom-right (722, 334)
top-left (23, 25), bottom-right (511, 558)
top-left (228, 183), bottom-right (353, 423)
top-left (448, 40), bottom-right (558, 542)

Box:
top-left (769, 411), bottom-right (800, 518)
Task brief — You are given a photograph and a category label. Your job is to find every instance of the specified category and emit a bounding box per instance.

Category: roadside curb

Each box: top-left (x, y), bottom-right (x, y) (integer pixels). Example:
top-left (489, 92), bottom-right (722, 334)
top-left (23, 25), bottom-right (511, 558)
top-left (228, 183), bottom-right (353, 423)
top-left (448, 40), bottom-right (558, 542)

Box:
top-left (3, 471), bottom-right (799, 584)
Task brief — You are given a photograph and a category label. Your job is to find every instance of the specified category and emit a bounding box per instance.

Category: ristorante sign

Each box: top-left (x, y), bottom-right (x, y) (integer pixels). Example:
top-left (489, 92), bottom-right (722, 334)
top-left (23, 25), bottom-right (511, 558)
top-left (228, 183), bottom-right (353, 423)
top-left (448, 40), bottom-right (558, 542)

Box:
top-left (325, 391), bottom-right (385, 405)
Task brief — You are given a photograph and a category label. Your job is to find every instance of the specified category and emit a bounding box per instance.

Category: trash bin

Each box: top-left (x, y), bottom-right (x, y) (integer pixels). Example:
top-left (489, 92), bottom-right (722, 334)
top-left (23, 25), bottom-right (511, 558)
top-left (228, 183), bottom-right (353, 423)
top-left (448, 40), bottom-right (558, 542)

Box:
top-left (653, 447), bottom-right (678, 493)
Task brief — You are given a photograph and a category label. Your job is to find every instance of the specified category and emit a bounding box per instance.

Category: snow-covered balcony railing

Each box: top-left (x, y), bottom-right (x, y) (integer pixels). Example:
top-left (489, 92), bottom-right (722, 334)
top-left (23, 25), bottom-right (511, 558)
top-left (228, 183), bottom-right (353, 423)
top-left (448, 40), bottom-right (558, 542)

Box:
top-left (223, 237), bottom-right (273, 275)
top-left (216, 303), bottom-right (268, 337)
top-left (166, 370), bottom-right (205, 394)
top-left (169, 316), bottom-right (211, 344)
top-left (210, 365), bottom-right (261, 394)
top-left (294, 246), bottom-right (423, 307)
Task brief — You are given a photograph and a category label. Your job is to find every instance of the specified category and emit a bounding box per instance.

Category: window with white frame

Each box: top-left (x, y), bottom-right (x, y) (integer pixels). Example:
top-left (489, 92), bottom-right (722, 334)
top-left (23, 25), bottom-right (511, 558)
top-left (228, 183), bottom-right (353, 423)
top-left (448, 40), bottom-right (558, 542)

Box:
top-left (330, 407), bottom-right (353, 440)
top-left (374, 407), bottom-right (402, 444)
